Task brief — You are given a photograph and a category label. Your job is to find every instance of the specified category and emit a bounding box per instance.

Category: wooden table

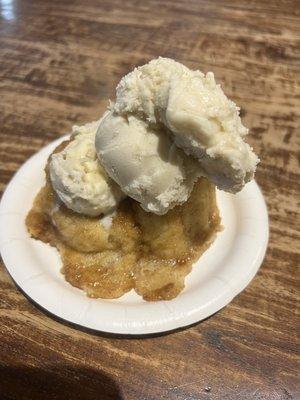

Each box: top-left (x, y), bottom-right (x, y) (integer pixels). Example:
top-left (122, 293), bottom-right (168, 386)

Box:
top-left (0, 1), bottom-right (299, 399)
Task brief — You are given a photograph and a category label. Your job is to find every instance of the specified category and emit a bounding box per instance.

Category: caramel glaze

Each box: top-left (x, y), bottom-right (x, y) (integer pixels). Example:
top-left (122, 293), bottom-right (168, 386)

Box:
top-left (26, 146), bottom-right (220, 301)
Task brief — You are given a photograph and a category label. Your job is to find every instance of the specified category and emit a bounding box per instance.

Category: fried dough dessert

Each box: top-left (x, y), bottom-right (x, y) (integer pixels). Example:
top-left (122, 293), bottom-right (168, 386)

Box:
top-left (24, 57), bottom-right (261, 302)
top-left (26, 142), bottom-right (220, 301)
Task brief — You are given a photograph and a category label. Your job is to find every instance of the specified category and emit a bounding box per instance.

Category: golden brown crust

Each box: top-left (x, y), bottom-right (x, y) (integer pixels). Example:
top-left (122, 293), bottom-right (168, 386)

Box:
top-left (26, 142), bottom-right (221, 301)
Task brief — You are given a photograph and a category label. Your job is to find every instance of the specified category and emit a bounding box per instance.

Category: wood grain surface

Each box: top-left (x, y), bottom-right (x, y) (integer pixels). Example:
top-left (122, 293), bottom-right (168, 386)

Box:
top-left (0, 0), bottom-right (299, 399)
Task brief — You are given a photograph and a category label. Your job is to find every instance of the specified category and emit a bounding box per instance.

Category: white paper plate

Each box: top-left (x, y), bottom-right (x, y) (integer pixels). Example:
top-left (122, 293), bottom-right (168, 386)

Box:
top-left (0, 137), bottom-right (268, 335)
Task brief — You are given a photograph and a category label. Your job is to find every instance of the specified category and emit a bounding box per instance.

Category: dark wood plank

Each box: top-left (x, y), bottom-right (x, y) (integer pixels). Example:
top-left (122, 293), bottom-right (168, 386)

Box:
top-left (0, 0), bottom-right (299, 399)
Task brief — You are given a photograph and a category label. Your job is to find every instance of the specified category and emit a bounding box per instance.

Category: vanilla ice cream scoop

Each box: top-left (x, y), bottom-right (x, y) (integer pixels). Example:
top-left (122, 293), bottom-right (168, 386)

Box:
top-left (95, 111), bottom-right (201, 214)
top-left (114, 57), bottom-right (259, 193)
top-left (50, 121), bottom-right (125, 216)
